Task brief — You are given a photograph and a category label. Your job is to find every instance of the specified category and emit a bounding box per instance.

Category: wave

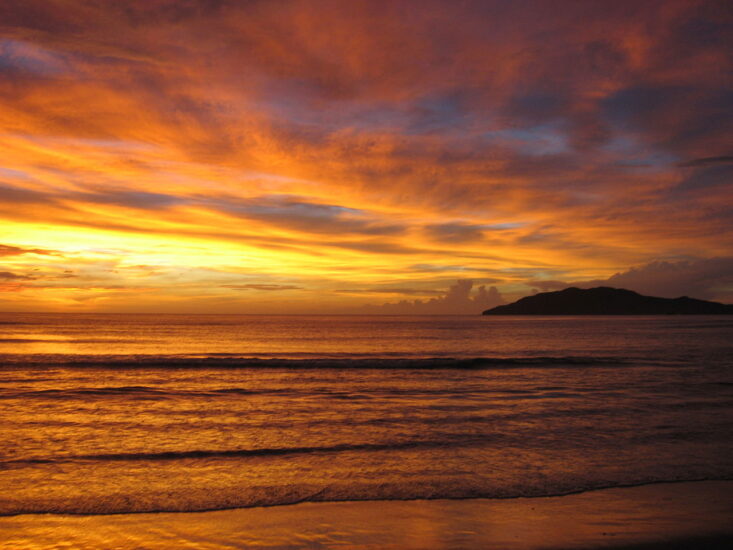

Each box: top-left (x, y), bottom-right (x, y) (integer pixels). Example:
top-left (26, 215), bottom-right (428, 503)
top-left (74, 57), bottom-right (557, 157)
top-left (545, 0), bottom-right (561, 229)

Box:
top-left (0, 385), bottom-right (297, 400)
top-left (0, 354), bottom-right (630, 369)
top-left (0, 383), bottom-right (585, 400)
top-left (3, 438), bottom-right (486, 465)
top-left (0, 478), bottom-right (729, 517)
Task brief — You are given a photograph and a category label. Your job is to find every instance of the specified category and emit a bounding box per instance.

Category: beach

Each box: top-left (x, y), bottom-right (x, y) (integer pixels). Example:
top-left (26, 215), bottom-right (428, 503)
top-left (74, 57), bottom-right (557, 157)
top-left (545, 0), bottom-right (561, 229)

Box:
top-left (2, 481), bottom-right (731, 549)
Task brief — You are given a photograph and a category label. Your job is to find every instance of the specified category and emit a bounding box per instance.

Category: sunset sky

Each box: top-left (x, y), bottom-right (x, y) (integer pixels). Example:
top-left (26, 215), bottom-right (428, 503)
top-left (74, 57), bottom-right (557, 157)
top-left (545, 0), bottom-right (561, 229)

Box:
top-left (1, 0), bottom-right (731, 313)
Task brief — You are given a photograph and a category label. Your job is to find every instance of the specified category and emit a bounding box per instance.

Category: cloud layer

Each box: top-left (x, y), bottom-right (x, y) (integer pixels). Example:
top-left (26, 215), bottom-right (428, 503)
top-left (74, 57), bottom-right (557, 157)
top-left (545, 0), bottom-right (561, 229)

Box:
top-left (365, 280), bottom-right (505, 315)
top-left (0, 1), bottom-right (731, 311)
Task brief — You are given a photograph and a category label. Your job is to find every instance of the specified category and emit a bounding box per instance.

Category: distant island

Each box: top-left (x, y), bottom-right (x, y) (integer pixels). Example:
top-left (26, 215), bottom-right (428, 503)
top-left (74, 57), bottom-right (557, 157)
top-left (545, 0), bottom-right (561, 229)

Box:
top-left (482, 287), bottom-right (733, 315)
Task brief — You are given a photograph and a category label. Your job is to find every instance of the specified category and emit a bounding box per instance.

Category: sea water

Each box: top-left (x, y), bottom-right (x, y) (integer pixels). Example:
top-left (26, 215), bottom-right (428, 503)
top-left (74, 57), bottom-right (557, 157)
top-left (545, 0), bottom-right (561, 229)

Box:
top-left (1, 313), bottom-right (731, 515)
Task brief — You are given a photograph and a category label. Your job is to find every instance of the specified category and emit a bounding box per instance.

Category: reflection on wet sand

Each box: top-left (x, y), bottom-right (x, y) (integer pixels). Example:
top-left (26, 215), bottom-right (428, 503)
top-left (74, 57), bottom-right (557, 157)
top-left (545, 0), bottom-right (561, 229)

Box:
top-left (1, 482), bottom-right (731, 549)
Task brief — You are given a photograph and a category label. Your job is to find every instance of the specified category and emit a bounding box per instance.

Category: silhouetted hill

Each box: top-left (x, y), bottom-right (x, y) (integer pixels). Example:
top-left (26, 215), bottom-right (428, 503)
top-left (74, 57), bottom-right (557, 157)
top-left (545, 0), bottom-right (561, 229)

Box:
top-left (482, 287), bottom-right (733, 315)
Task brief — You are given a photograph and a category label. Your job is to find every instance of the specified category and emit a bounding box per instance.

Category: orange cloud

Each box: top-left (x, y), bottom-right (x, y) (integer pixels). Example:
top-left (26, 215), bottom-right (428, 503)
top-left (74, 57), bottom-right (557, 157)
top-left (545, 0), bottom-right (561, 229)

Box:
top-left (0, 0), bottom-right (731, 311)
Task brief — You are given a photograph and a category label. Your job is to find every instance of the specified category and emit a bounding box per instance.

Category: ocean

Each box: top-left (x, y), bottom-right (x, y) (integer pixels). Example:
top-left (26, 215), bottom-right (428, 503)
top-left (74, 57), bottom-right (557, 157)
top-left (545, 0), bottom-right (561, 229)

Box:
top-left (1, 313), bottom-right (732, 516)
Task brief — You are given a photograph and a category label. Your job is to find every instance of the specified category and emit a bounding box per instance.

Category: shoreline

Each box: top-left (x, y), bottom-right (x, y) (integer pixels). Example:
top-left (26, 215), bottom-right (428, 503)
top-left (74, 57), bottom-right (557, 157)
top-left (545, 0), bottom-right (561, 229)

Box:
top-left (2, 480), bottom-right (731, 549)
top-left (0, 477), bottom-right (728, 518)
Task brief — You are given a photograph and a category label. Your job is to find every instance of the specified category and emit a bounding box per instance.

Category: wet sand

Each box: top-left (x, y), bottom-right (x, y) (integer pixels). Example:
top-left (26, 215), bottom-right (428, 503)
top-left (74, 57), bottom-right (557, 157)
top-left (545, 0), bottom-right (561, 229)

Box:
top-left (1, 481), bottom-right (731, 549)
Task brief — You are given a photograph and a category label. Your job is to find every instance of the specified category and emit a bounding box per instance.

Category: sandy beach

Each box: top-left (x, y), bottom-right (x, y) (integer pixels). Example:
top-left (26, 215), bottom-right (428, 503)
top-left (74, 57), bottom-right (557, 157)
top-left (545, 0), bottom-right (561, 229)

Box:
top-left (1, 481), bottom-right (731, 549)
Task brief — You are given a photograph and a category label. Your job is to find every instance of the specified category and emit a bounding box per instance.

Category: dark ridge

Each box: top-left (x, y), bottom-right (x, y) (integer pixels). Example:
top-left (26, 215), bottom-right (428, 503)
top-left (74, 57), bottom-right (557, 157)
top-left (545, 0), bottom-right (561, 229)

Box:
top-left (483, 287), bottom-right (733, 315)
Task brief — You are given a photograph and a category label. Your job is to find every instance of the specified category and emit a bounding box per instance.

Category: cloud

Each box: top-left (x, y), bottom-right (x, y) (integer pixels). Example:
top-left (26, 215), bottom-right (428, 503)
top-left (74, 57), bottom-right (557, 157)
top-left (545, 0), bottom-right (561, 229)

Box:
top-left (0, 38), bottom-right (68, 76)
top-left (0, 184), bottom-right (53, 205)
top-left (528, 258), bottom-right (733, 302)
top-left (0, 243), bottom-right (57, 256)
top-left (410, 264), bottom-right (476, 273)
top-left (0, 1), bottom-right (731, 312)
top-left (0, 271), bottom-right (35, 280)
top-left (221, 283), bottom-right (303, 291)
top-left (365, 279), bottom-right (505, 314)
top-left (424, 223), bottom-right (486, 243)
top-left (677, 156), bottom-right (733, 168)
top-left (338, 287), bottom-right (444, 296)
top-left (208, 194), bottom-right (405, 237)
top-left (74, 189), bottom-right (185, 210)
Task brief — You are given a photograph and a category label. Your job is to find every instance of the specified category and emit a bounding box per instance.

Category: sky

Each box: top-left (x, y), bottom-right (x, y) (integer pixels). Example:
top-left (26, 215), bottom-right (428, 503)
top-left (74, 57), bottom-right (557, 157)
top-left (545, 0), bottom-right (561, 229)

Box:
top-left (0, 0), bottom-right (731, 313)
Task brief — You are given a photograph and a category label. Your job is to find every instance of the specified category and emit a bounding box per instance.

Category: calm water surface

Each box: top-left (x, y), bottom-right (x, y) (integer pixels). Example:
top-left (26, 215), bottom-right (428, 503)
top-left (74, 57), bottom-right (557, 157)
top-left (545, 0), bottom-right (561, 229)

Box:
top-left (1, 314), bottom-right (732, 514)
